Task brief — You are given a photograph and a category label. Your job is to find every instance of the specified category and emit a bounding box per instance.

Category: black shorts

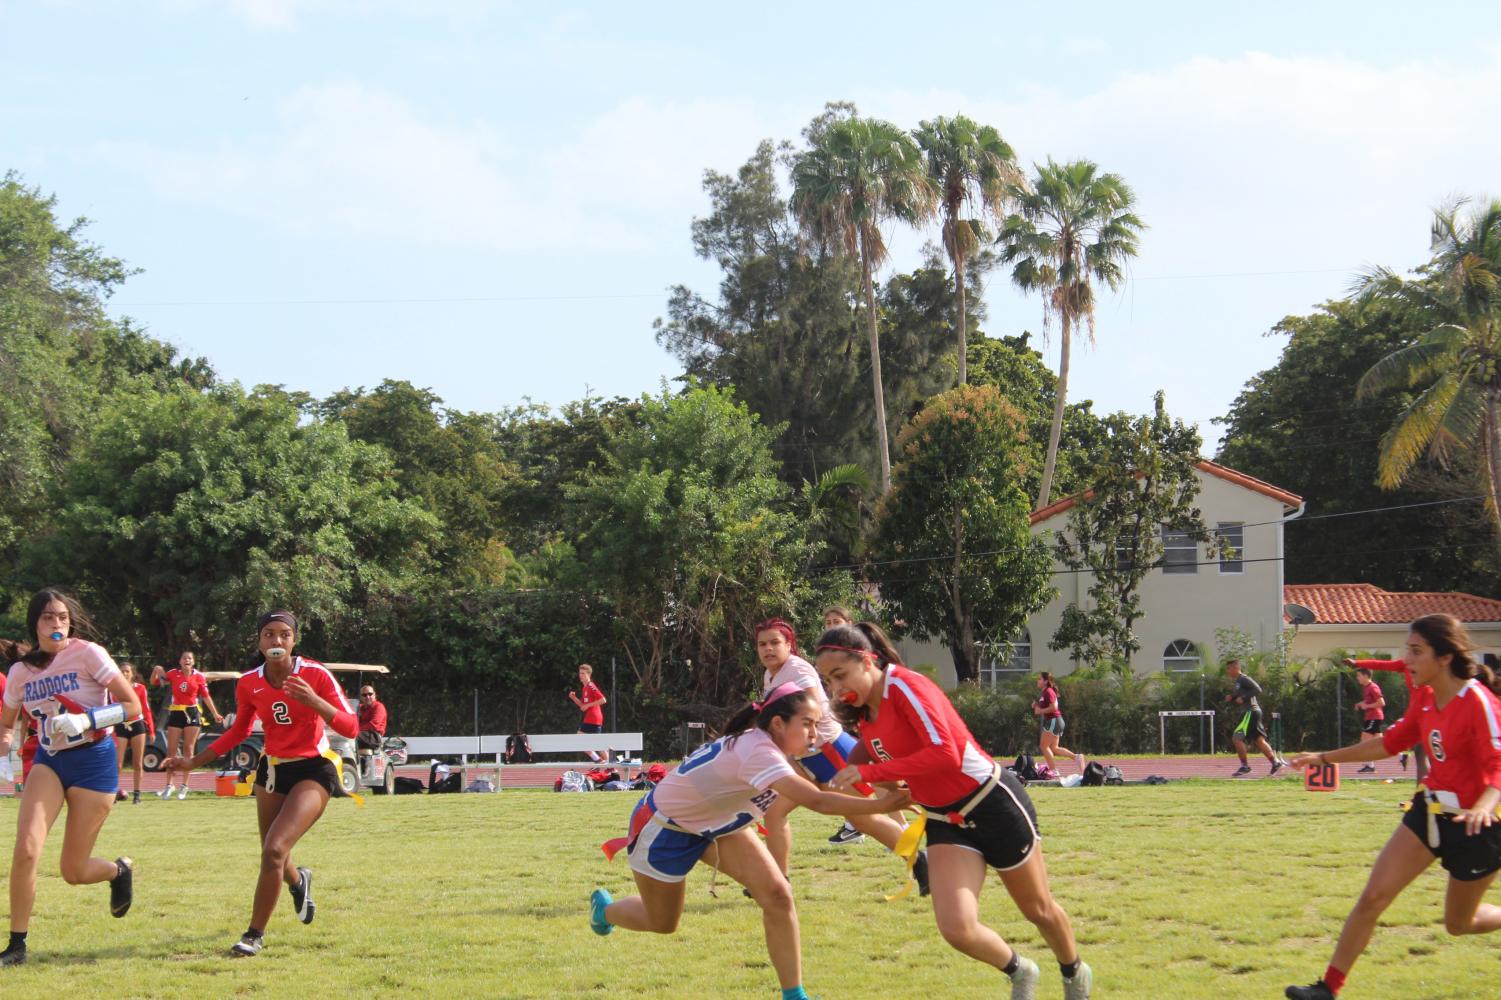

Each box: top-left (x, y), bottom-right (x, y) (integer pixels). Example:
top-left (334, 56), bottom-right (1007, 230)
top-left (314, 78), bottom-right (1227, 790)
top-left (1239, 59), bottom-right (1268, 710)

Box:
top-left (254, 755), bottom-right (341, 797)
top-left (578, 723), bottom-right (603, 734)
top-left (1362, 719), bottom-right (1386, 735)
top-left (116, 720), bottom-right (148, 740)
top-left (167, 707), bottom-right (203, 729)
top-left (1401, 792), bottom-right (1501, 881)
top-left (923, 769), bottom-right (1040, 871)
top-left (1235, 708), bottom-right (1267, 743)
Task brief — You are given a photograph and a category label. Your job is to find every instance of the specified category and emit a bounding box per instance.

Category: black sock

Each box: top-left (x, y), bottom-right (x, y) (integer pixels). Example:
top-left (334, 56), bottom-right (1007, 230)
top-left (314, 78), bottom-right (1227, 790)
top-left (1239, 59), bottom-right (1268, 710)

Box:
top-left (7, 932), bottom-right (26, 951)
top-left (1060, 959), bottom-right (1080, 979)
top-left (1002, 953), bottom-right (1020, 976)
top-left (246, 926), bottom-right (263, 939)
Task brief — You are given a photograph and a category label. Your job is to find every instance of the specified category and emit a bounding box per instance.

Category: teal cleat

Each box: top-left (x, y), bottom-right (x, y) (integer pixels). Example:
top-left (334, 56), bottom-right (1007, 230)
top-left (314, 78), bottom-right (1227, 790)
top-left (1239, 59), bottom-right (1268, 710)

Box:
top-left (589, 888), bottom-right (614, 936)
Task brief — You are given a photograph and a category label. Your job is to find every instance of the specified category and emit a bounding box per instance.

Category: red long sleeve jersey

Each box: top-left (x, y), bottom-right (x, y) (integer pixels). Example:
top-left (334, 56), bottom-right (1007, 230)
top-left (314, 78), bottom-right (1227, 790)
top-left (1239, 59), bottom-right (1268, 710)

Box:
top-left (1382, 679), bottom-right (1501, 809)
top-left (855, 664), bottom-right (996, 808)
top-left (1352, 658), bottom-right (1414, 694)
top-left (210, 657), bottom-right (357, 760)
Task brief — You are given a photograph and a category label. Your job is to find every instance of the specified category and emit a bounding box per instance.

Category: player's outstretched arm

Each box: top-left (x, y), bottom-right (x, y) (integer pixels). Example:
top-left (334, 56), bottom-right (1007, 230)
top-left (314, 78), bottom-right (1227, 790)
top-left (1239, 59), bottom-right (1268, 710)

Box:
top-left (771, 774), bottom-right (909, 816)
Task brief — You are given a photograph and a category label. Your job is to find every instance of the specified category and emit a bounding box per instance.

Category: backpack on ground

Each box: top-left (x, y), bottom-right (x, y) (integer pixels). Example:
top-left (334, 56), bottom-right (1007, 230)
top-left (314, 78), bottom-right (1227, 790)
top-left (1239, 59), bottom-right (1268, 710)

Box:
top-left (1103, 765), bottom-right (1125, 786)
top-left (1009, 752), bottom-right (1038, 783)
top-left (1033, 762), bottom-right (1057, 781)
top-left (394, 776), bottom-right (425, 795)
top-left (1081, 761), bottom-right (1107, 787)
top-left (430, 772), bottom-right (462, 794)
top-left (465, 777), bottom-right (496, 793)
top-left (555, 770), bottom-right (592, 793)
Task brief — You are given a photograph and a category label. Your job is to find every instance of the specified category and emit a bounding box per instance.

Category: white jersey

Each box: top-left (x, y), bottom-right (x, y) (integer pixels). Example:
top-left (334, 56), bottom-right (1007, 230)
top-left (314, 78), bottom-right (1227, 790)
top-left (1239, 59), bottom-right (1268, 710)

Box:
top-left (4, 639), bottom-right (122, 751)
top-left (764, 653), bottom-right (842, 750)
top-left (650, 728), bottom-right (796, 835)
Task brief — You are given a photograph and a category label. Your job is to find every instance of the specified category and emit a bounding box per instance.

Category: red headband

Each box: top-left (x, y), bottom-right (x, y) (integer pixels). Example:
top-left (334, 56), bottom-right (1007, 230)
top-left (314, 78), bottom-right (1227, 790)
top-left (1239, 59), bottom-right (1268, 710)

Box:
top-left (755, 618), bottom-right (799, 655)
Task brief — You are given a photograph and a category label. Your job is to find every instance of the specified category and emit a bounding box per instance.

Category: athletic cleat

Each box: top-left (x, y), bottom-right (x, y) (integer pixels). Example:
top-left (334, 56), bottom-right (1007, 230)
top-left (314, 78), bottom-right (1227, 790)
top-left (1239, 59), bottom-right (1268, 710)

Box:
top-left (157, 784), bottom-right (174, 799)
top-left (1061, 961), bottom-right (1093, 1000)
top-left (589, 888), bottom-right (614, 935)
top-left (1233, 765), bottom-right (1252, 776)
top-left (1271, 759), bottom-right (1289, 776)
top-left (177, 784), bottom-right (189, 800)
top-left (913, 848), bottom-right (930, 897)
top-left (131, 791), bottom-right (140, 804)
top-left (1285, 981), bottom-right (1335, 1000)
top-left (110, 857), bottom-right (133, 918)
top-left (289, 867), bottom-right (314, 924)
top-left (1358, 764), bottom-right (1376, 773)
top-left (1400, 753), bottom-right (1409, 770)
top-left (0, 942), bottom-right (25, 967)
top-left (230, 933), bottom-right (263, 957)
top-left (1008, 955), bottom-right (1039, 1000)
top-left (828, 822), bottom-right (863, 845)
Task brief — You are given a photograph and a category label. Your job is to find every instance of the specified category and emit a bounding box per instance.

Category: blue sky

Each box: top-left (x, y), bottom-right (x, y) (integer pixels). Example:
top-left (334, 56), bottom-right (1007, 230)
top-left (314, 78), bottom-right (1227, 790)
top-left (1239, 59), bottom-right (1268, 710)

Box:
top-left (5, 1), bottom-right (1500, 449)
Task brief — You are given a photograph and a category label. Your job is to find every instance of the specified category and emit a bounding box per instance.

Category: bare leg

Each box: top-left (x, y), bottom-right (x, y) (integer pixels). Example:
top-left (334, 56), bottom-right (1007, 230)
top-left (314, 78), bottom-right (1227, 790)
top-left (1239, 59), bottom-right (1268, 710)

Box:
top-left (996, 846), bottom-right (1078, 964)
top-left (761, 794), bottom-right (796, 877)
top-left (603, 869), bottom-right (686, 933)
top-left (130, 735), bottom-right (146, 794)
top-left (927, 843), bottom-right (1015, 970)
top-left (709, 829), bottom-right (802, 991)
top-left (1233, 735), bottom-right (1249, 766)
top-left (179, 725), bottom-right (200, 789)
top-left (8, 766), bottom-right (65, 932)
top-left (1253, 735), bottom-right (1278, 764)
top-left (1327, 823), bottom-right (1434, 974)
top-left (1443, 870), bottom-right (1501, 935)
top-left (1039, 729), bottom-right (1058, 772)
top-left (249, 782), bottom-right (329, 932)
top-left (57, 786), bottom-right (119, 885)
top-left (163, 725), bottom-right (184, 789)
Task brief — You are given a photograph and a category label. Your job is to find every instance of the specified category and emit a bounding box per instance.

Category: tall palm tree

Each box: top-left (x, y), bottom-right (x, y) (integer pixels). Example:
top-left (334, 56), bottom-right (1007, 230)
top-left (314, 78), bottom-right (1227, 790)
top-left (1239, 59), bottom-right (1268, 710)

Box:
top-left (791, 117), bottom-right (936, 493)
top-left (913, 115), bottom-right (1021, 387)
top-left (1355, 197), bottom-right (1501, 536)
top-left (998, 158), bottom-right (1144, 510)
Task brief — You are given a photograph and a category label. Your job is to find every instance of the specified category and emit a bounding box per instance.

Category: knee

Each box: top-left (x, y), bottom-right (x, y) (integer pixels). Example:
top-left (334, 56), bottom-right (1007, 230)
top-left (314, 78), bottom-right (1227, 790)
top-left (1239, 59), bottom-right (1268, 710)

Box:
top-left (13, 836), bottom-right (42, 867)
top-left (752, 880), bottom-right (795, 915)
top-left (935, 913), bottom-right (982, 951)
top-left (1017, 895), bottom-right (1062, 929)
top-left (1444, 912), bottom-right (1478, 936)
top-left (261, 839), bottom-right (291, 871)
top-left (1354, 884), bottom-right (1397, 915)
top-left (646, 912), bottom-right (681, 934)
top-left (59, 859), bottom-right (88, 885)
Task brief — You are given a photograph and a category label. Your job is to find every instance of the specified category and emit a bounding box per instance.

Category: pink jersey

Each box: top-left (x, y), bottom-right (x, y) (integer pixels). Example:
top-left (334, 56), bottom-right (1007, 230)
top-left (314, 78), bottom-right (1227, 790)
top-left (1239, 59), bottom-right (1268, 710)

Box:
top-left (649, 728), bottom-right (796, 835)
top-left (3, 640), bottom-right (122, 750)
top-left (764, 653), bottom-right (842, 750)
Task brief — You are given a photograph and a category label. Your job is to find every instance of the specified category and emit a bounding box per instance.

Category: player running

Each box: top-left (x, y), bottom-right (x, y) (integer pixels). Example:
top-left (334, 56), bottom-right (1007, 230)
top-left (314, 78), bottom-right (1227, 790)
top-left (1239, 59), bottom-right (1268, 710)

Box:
top-left (112, 662), bottom-right (155, 803)
top-left (1344, 656), bottom-right (1418, 775)
top-left (753, 618), bottom-right (926, 893)
top-left (166, 610), bottom-right (358, 958)
top-left (816, 621), bottom-right (1092, 1000)
top-left (1225, 659), bottom-right (1290, 776)
top-left (591, 681), bottom-right (908, 1000)
top-left (568, 663), bottom-right (608, 763)
top-left (1352, 666), bottom-right (1386, 774)
top-left (0, 589), bottom-right (140, 968)
top-left (1033, 672), bottom-right (1085, 777)
top-left (1286, 615), bottom-right (1501, 1000)
top-left (152, 650), bottom-right (222, 800)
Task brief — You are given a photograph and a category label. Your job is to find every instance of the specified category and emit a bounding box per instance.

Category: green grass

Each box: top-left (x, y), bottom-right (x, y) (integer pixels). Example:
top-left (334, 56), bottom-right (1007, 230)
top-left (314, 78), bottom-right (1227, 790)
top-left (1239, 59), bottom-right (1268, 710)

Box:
top-left (0, 781), bottom-right (1495, 998)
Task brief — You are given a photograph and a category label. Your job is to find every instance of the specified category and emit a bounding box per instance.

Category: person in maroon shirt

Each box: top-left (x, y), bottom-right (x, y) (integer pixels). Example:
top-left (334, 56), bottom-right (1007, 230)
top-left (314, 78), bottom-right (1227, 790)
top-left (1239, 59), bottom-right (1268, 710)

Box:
top-left (1286, 616), bottom-right (1501, 1000)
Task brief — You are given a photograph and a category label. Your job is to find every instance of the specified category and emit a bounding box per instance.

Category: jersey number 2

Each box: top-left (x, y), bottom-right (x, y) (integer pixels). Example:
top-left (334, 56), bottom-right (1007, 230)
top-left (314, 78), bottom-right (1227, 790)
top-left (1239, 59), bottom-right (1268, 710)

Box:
top-left (271, 701), bottom-right (291, 725)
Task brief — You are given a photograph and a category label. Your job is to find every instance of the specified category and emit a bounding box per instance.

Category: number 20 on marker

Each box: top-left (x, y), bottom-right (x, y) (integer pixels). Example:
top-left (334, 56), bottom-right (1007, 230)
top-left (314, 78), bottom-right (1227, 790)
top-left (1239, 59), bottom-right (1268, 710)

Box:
top-left (1305, 762), bottom-right (1340, 792)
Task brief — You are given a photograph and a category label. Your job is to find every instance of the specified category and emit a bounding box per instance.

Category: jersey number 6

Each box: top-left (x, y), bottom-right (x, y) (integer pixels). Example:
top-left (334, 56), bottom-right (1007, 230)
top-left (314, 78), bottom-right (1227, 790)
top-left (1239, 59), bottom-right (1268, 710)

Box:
top-left (271, 701), bottom-right (291, 725)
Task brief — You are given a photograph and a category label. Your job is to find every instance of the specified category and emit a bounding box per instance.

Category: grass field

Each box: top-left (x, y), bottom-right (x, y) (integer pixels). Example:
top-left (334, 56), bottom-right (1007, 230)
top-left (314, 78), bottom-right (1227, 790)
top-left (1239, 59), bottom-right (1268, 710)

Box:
top-left (0, 779), bottom-right (1494, 999)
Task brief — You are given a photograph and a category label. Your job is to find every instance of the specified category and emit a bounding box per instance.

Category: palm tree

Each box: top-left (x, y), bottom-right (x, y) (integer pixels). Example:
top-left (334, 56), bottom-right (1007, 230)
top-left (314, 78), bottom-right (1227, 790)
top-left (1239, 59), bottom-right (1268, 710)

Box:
top-left (913, 115), bottom-right (1021, 387)
top-left (791, 117), bottom-right (936, 493)
top-left (998, 158), bottom-right (1144, 510)
top-left (1355, 197), bottom-right (1501, 536)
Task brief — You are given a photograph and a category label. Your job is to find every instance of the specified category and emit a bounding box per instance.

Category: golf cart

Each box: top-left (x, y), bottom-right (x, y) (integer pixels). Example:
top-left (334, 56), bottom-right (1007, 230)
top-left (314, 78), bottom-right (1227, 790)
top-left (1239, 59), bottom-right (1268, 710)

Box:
top-left (323, 663), bottom-right (406, 796)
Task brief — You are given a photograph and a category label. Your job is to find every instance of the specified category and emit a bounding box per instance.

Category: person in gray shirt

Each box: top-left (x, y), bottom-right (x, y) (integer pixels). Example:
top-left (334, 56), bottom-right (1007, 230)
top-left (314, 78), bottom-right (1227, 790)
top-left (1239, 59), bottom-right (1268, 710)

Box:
top-left (1225, 660), bottom-right (1289, 776)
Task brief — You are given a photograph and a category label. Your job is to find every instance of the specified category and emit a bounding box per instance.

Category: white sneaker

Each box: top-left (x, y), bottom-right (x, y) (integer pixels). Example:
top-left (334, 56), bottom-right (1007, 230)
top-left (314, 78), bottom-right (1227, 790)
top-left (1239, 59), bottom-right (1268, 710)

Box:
top-left (1009, 955), bottom-right (1040, 1000)
top-left (158, 785), bottom-right (174, 799)
top-left (1062, 961), bottom-right (1093, 1000)
top-left (177, 785), bottom-right (189, 800)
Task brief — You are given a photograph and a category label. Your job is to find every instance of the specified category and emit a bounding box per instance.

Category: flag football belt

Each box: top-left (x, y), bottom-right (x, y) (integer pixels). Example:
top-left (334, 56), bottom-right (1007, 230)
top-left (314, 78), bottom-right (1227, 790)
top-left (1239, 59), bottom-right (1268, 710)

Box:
top-left (168, 703), bottom-right (197, 712)
top-left (1403, 784), bottom-right (1500, 849)
top-left (875, 763), bottom-right (1004, 902)
top-left (266, 749), bottom-right (363, 806)
top-left (600, 801), bottom-right (698, 861)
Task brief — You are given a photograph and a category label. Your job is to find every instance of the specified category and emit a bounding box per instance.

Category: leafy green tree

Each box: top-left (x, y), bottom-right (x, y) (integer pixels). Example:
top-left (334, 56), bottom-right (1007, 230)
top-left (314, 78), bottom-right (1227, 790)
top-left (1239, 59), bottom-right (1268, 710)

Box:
top-left (870, 385), bottom-right (1054, 683)
top-left (1354, 197), bottom-right (1501, 538)
top-left (1216, 296), bottom-right (1498, 592)
top-left (28, 383), bottom-right (437, 666)
top-left (791, 115), bottom-right (938, 493)
top-left (998, 159), bottom-right (1144, 510)
top-left (1049, 392), bottom-right (1209, 666)
top-left (913, 115), bottom-right (1021, 387)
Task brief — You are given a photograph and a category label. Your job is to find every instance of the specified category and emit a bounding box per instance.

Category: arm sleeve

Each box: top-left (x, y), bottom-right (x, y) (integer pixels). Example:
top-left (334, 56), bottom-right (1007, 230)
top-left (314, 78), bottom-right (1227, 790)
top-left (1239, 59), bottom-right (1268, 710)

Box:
top-left (208, 677), bottom-right (257, 756)
top-left (1471, 695), bottom-right (1501, 793)
top-left (741, 740), bottom-right (796, 791)
top-left (373, 703), bottom-right (387, 734)
top-left (85, 644), bottom-right (122, 686)
top-left (2, 668), bottom-right (19, 710)
top-left (857, 680), bottom-right (964, 784)
top-left (141, 687), bottom-right (156, 738)
top-left (1353, 658), bottom-right (1406, 673)
top-left (309, 669), bottom-right (358, 739)
top-left (1381, 702), bottom-right (1420, 756)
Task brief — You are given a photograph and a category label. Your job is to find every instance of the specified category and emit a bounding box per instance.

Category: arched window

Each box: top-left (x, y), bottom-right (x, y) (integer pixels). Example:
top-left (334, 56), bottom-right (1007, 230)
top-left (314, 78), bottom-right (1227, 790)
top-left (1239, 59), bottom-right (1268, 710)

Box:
top-left (1163, 639), bottom-right (1200, 672)
top-left (978, 628), bottom-right (1033, 688)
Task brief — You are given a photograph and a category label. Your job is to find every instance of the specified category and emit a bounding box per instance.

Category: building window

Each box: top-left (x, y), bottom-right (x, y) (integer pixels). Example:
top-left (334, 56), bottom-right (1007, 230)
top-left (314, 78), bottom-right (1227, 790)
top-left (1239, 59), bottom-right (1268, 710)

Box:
top-left (978, 628), bottom-right (1032, 688)
top-left (1163, 639), bottom-right (1201, 672)
top-left (1161, 526), bottom-right (1197, 575)
top-left (1216, 522), bottom-right (1244, 574)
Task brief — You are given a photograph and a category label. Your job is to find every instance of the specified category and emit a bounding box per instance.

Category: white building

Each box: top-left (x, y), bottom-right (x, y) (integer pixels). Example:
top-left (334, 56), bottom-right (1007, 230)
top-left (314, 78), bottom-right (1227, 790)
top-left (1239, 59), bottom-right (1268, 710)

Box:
top-left (899, 461), bottom-right (1305, 687)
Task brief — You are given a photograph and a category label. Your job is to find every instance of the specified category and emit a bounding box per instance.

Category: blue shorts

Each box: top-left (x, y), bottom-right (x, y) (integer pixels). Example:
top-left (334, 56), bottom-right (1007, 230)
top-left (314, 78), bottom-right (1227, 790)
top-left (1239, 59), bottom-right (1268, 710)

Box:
top-left (798, 730), bottom-right (859, 784)
top-left (34, 737), bottom-right (119, 794)
top-left (624, 792), bottom-right (753, 883)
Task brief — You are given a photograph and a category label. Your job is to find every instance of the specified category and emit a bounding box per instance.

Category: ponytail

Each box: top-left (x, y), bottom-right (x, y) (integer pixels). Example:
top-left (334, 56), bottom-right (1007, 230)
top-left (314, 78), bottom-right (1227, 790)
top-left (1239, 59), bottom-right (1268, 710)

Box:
top-left (1410, 614), bottom-right (1499, 695)
top-left (720, 682), bottom-right (813, 744)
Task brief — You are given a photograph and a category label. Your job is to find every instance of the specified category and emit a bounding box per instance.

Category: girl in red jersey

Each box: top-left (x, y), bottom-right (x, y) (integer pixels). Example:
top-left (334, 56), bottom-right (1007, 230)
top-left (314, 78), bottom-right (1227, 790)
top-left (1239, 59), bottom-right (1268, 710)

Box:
top-left (816, 622), bottom-right (1092, 1000)
top-left (152, 650), bottom-right (223, 800)
top-left (0, 589), bottom-right (140, 969)
top-left (591, 682), bottom-right (908, 1000)
top-left (167, 610), bottom-right (358, 958)
top-left (1285, 615), bottom-right (1501, 1000)
top-left (1033, 672), bottom-right (1085, 778)
top-left (111, 663), bottom-right (155, 804)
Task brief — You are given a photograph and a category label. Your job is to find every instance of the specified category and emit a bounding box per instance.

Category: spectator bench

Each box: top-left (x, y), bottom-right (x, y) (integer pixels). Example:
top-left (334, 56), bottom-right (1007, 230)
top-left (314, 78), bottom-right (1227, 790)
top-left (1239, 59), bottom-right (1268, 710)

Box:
top-left (399, 733), bottom-right (644, 789)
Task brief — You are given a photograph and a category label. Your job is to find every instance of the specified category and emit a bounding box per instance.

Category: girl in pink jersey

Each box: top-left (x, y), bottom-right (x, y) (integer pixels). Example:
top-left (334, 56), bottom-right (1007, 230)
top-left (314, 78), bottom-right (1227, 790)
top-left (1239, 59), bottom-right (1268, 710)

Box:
top-left (591, 682), bottom-right (908, 1000)
top-left (0, 589), bottom-right (140, 968)
top-left (1286, 616), bottom-right (1501, 1000)
top-left (752, 618), bottom-right (923, 891)
top-left (817, 621), bottom-right (1092, 1000)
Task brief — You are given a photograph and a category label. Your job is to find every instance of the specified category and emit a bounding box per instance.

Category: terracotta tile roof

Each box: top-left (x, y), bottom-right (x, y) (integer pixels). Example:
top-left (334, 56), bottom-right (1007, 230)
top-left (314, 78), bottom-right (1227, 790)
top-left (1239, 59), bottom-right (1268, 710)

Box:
top-left (1284, 584), bottom-right (1501, 625)
top-left (1031, 460), bottom-right (1302, 525)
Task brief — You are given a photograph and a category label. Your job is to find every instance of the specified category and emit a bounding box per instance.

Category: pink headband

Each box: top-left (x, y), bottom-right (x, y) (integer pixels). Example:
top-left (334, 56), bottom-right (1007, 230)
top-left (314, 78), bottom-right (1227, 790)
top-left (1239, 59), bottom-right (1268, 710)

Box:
top-left (754, 680), bottom-right (805, 712)
top-left (814, 643), bottom-right (873, 659)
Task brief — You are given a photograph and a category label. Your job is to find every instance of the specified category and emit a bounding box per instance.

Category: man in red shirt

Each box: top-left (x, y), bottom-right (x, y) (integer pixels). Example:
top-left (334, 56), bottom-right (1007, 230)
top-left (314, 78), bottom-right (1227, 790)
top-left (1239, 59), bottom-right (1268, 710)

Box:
top-left (1353, 667), bottom-right (1386, 773)
top-left (356, 685), bottom-right (387, 777)
top-left (568, 663), bottom-right (607, 763)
